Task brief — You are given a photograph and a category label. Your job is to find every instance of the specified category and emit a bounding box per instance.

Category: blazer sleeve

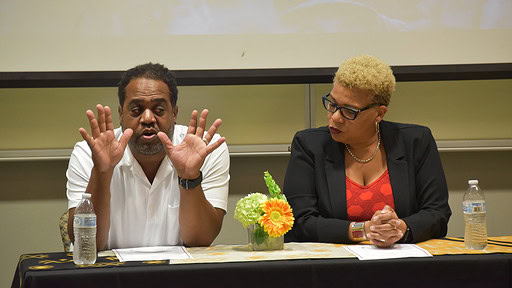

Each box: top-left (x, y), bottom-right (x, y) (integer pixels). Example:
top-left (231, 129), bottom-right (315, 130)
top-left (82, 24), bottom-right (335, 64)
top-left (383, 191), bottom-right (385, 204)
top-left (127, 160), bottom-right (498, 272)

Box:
top-left (402, 127), bottom-right (452, 243)
top-left (284, 132), bottom-right (352, 243)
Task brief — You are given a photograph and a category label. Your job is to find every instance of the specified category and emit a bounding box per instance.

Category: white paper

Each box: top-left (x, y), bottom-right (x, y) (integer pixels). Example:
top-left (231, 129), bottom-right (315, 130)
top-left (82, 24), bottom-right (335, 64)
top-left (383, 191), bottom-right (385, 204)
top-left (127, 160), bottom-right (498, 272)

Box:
top-left (113, 246), bottom-right (192, 262)
top-left (344, 244), bottom-right (432, 261)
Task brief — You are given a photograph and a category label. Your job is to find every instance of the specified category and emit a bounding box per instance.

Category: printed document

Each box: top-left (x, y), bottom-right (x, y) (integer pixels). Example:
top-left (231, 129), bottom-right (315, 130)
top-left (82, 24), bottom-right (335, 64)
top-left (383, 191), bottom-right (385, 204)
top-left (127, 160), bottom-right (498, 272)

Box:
top-left (344, 244), bottom-right (432, 260)
top-left (113, 246), bottom-right (192, 262)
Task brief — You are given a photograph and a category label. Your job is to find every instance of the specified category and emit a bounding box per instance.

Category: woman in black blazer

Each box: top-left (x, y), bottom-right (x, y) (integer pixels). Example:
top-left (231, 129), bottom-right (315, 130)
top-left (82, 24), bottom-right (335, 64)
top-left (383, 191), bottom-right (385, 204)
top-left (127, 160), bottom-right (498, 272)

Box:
top-left (284, 55), bottom-right (451, 247)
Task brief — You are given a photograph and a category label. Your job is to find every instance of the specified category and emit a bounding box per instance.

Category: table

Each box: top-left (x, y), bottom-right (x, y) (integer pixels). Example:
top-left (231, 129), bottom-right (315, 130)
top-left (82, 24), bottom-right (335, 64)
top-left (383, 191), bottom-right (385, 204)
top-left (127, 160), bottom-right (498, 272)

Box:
top-left (12, 237), bottom-right (512, 288)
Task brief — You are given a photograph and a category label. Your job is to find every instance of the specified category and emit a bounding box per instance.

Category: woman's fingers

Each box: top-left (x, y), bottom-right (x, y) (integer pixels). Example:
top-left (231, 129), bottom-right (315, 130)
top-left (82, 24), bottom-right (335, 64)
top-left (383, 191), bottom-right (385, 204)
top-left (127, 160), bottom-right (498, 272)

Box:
top-left (368, 220), bottom-right (404, 240)
top-left (372, 207), bottom-right (397, 224)
top-left (367, 231), bottom-right (403, 247)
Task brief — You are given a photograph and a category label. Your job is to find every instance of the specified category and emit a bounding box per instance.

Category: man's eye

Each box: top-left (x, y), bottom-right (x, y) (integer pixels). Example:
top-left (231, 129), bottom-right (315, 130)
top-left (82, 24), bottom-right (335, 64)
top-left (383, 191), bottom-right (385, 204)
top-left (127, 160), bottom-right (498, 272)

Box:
top-left (154, 107), bottom-right (165, 115)
top-left (328, 102), bottom-right (337, 109)
top-left (130, 107), bottom-right (142, 114)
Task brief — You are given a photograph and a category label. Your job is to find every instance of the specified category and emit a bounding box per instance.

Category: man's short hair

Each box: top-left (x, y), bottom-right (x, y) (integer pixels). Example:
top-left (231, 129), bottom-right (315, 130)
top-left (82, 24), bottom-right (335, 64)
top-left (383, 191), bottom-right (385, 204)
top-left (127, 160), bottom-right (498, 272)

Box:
top-left (118, 63), bottom-right (178, 107)
top-left (334, 55), bottom-right (395, 107)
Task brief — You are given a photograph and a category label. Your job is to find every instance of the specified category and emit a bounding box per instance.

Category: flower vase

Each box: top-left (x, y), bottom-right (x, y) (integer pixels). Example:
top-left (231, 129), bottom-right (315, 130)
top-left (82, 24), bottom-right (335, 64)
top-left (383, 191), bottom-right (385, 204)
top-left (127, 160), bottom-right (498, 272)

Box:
top-left (247, 224), bottom-right (284, 251)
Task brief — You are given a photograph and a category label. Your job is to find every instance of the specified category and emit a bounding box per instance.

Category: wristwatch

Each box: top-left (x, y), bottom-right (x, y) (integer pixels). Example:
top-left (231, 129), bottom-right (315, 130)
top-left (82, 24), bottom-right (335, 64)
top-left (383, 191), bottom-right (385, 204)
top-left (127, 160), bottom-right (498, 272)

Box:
top-left (178, 172), bottom-right (203, 189)
top-left (351, 222), bottom-right (367, 241)
top-left (399, 226), bottom-right (412, 243)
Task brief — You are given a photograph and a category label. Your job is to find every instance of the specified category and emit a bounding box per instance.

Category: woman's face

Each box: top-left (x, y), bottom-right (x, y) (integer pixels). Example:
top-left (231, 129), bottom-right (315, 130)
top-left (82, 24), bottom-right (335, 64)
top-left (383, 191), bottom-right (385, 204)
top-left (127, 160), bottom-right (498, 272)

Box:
top-left (327, 82), bottom-right (385, 145)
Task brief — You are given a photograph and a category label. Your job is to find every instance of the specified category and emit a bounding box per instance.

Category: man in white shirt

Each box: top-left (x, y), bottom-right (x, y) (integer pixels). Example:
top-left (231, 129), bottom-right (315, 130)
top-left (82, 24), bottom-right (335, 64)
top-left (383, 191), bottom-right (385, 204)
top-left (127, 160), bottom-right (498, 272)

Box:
top-left (66, 63), bottom-right (229, 250)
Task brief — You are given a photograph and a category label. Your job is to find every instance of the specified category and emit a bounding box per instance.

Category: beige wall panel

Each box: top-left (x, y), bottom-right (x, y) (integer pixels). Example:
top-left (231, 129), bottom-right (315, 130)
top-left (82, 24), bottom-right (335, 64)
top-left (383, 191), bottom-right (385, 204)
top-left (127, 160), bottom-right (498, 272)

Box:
top-left (0, 84), bottom-right (305, 150)
top-left (313, 79), bottom-right (512, 140)
top-left (176, 85), bottom-right (306, 145)
top-left (0, 87), bottom-right (118, 150)
top-left (312, 84), bottom-right (333, 128)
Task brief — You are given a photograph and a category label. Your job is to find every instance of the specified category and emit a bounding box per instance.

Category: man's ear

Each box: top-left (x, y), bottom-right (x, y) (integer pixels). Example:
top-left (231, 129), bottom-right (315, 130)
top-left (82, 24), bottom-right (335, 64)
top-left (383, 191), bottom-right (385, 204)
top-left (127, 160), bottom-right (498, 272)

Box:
top-left (118, 105), bottom-right (123, 123)
top-left (173, 106), bottom-right (178, 124)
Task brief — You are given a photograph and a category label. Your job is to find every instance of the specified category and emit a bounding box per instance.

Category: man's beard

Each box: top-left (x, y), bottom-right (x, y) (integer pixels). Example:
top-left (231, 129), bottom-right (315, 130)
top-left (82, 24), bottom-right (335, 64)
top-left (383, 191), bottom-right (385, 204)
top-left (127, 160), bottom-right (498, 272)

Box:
top-left (123, 125), bottom-right (174, 155)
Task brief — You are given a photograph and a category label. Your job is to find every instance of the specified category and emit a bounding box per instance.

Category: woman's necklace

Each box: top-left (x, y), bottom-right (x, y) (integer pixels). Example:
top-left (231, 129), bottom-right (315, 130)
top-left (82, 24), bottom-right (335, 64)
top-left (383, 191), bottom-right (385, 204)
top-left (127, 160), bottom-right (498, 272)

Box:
top-left (346, 129), bottom-right (381, 163)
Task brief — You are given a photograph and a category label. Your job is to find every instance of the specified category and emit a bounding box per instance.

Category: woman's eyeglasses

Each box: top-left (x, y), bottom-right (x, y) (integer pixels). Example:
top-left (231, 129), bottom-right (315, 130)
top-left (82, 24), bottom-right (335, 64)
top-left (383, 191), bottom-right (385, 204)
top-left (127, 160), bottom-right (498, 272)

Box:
top-left (322, 93), bottom-right (380, 120)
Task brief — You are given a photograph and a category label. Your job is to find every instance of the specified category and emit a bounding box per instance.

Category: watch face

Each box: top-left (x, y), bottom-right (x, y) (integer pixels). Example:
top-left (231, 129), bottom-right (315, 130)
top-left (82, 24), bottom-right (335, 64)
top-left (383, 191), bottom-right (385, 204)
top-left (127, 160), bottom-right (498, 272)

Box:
top-left (353, 230), bottom-right (364, 238)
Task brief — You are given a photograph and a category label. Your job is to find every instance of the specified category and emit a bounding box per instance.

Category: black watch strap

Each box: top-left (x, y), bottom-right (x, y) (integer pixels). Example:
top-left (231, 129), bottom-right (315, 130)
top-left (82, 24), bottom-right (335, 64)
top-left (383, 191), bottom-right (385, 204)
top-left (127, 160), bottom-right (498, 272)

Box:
top-left (399, 226), bottom-right (412, 243)
top-left (178, 172), bottom-right (203, 189)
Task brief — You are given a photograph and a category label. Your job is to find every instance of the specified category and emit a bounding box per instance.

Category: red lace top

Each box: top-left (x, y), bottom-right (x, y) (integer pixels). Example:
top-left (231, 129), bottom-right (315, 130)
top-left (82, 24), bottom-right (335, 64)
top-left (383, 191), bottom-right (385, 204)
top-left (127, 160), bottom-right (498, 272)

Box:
top-left (346, 169), bottom-right (394, 222)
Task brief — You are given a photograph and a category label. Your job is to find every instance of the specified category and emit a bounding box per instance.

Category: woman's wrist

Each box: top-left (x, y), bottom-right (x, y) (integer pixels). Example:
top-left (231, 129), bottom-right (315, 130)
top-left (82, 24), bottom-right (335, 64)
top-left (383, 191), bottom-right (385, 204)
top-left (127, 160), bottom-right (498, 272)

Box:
top-left (398, 220), bottom-right (411, 243)
top-left (350, 221), bottom-right (367, 242)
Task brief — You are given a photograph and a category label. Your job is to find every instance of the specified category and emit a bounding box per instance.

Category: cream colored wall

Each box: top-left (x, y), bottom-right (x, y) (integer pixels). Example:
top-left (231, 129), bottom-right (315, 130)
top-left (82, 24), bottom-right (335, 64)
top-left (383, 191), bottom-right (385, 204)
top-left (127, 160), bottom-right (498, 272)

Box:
top-left (0, 84), bottom-right (306, 150)
top-left (1, 80), bottom-right (511, 287)
top-left (313, 79), bottom-right (512, 139)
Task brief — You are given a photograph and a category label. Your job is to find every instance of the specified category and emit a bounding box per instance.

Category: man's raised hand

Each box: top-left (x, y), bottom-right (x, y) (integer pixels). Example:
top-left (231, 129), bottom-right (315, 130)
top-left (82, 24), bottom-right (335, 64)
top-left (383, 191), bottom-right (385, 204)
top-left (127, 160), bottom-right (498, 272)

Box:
top-left (157, 109), bottom-right (225, 180)
top-left (79, 104), bottom-right (133, 173)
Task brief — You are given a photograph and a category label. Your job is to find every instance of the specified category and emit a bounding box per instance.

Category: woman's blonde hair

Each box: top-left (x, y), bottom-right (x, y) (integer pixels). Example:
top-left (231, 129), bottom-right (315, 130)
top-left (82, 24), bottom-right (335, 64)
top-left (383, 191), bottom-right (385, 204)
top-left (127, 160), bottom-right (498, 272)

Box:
top-left (334, 55), bottom-right (395, 106)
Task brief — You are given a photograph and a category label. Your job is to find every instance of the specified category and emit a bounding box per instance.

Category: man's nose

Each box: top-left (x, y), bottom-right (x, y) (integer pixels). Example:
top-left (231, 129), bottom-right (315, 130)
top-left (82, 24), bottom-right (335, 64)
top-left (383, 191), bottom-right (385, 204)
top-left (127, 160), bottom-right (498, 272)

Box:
top-left (140, 109), bottom-right (156, 124)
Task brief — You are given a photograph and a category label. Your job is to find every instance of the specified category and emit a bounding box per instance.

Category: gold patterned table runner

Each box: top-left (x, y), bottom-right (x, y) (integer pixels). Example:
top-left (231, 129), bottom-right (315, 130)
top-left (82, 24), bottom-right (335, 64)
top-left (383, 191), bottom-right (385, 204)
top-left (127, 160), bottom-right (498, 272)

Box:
top-left (170, 242), bottom-right (355, 264)
top-left (167, 236), bottom-right (512, 264)
top-left (416, 236), bottom-right (512, 255)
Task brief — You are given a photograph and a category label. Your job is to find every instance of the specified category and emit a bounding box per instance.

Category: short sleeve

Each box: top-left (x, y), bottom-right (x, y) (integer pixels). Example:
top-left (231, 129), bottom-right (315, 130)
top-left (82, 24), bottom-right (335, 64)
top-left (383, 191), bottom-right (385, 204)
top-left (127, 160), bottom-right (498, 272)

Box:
top-left (200, 134), bottom-right (230, 212)
top-left (66, 141), bottom-right (93, 209)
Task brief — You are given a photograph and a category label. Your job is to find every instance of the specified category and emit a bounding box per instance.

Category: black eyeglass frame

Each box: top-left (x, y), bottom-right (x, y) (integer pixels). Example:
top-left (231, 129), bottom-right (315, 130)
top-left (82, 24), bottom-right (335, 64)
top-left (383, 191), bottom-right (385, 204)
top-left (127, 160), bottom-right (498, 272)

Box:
top-left (322, 93), bottom-right (380, 120)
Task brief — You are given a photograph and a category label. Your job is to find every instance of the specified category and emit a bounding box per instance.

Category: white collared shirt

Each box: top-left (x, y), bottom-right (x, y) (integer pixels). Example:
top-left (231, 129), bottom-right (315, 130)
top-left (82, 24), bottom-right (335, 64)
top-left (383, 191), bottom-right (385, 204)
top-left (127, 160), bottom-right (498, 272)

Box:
top-left (66, 125), bottom-right (230, 249)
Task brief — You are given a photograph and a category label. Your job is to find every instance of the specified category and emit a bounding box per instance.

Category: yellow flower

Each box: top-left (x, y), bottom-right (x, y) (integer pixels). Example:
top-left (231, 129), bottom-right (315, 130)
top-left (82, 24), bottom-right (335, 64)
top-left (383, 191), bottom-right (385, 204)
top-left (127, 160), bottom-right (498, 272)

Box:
top-left (259, 198), bottom-right (294, 237)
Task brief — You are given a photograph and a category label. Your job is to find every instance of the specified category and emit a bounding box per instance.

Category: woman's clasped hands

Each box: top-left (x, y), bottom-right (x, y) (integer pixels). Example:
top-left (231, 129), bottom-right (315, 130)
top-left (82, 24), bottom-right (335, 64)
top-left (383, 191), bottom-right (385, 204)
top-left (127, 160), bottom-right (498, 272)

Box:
top-left (366, 205), bottom-right (406, 248)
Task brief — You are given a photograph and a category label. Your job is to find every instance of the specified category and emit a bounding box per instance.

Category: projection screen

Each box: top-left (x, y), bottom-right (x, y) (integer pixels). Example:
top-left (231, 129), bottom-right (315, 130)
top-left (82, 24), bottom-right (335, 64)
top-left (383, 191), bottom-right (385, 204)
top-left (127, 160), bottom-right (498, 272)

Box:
top-left (1, 0), bottom-right (511, 73)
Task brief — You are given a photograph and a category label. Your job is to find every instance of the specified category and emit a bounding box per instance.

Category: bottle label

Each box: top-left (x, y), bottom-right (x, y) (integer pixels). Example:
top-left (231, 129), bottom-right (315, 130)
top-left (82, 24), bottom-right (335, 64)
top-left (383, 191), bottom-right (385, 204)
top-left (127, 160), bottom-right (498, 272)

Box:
top-left (463, 202), bottom-right (486, 214)
top-left (74, 215), bottom-right (96, 228)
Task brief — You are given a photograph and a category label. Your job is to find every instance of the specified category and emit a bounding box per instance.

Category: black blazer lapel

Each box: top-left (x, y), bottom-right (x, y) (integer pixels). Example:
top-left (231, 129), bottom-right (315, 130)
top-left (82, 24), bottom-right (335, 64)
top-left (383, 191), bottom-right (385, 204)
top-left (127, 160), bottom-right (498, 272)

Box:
top-left (325, 139), bottom-right (348, 219)
top-left (381, 121), bottom-right (411, 218)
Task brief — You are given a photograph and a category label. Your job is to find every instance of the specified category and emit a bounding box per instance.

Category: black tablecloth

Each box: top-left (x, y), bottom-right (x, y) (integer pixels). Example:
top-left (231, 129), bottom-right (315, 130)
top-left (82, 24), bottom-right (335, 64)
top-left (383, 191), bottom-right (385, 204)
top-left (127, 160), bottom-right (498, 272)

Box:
top-left (12, 251), bottom-right (512, 288)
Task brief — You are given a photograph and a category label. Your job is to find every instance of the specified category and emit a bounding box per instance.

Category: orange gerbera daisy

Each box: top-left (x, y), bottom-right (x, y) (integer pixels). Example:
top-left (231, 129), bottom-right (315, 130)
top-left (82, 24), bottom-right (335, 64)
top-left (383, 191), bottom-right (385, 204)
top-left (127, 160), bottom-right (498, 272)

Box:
top-left (259, 198), bottom-right (294, 237)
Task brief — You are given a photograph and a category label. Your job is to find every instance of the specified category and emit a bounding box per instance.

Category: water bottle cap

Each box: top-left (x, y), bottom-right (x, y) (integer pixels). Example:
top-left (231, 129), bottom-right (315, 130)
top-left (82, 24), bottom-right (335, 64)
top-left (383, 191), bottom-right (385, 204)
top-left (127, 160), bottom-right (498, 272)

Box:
top-left (468, 179), bottom-right (479, 185)
top-left (82, 193), bottom-right (92, 199)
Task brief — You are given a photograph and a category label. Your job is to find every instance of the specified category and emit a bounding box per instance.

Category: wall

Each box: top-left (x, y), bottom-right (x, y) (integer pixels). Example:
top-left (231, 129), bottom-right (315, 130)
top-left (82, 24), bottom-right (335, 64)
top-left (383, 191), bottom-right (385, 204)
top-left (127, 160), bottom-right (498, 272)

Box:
top-left (312, 79), bottom-right (512, 140)
top-left (2, 80), bottom-right (512, 150)
top-left (1, 80), bottom-right (511, 286)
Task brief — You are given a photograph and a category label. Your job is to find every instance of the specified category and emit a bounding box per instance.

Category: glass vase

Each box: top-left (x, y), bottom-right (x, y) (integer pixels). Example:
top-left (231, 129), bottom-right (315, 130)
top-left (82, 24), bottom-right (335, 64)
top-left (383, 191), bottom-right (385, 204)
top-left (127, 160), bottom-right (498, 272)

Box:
top-left (247, 224), bottom-right (284, 251)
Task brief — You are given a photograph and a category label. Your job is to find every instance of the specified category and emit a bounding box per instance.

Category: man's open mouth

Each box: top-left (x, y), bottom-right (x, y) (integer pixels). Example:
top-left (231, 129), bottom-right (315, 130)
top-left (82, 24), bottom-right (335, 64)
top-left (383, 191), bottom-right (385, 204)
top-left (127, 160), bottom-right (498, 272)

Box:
top-left (140, 129), bottom-right (158, 141)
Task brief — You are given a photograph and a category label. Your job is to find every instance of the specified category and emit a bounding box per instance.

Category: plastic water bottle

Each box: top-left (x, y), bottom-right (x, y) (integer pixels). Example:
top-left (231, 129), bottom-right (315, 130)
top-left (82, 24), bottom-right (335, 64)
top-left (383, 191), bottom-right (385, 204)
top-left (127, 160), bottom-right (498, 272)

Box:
top-left (463, 179), bottom-right (487, 250)
top-left (73, 193), bottom-right (97, 264)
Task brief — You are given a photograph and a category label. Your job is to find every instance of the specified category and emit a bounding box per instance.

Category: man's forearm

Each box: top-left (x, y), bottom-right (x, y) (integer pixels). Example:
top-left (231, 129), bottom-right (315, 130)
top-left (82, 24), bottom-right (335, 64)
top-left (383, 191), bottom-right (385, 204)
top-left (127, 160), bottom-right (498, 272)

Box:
top-left (178, 186), bottom-right (224, 247)
top-left (81, 167), bottom-right (114, 251)
top-left (87, 167), bottom-right (113, 251)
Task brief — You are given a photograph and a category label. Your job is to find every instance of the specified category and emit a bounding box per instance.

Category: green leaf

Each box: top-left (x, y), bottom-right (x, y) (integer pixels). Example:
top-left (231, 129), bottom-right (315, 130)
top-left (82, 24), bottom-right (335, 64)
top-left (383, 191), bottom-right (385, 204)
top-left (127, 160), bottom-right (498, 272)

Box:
top-left (264, 171), bottom-right (281, 198)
